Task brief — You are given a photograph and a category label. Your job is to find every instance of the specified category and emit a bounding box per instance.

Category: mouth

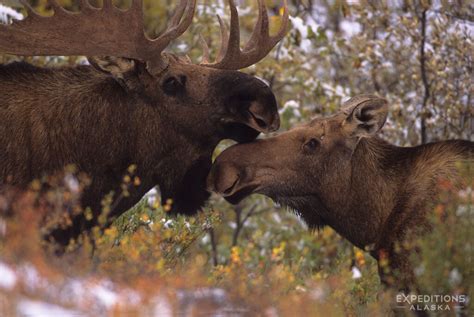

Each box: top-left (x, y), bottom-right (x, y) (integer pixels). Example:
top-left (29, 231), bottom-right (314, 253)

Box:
top-left (222, 107), bottom-right (279, 143)
top-left (208, 169), bottom-right (263, 204)
top-left (222, 122), bottom-right (261, 143)
top-left (207, 157), bottom-right (261, 204)
top-left (223, 184), bottom-right (259, 204)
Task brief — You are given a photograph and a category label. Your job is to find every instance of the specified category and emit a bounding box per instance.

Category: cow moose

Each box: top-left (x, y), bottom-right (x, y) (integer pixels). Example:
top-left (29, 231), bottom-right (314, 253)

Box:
top-left (0, 0), bottom-right (289, 248)
top-left (207, 94), bottom-right (474, 292)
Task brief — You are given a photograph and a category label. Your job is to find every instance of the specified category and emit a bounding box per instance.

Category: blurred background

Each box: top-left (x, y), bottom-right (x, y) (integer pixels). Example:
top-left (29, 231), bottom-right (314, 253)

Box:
top-left (0, 0), bottom-right (473, 315)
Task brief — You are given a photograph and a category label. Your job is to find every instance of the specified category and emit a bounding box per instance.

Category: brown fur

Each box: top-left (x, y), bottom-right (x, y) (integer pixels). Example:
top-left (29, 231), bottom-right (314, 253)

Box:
top-left (208, 95), bottom-right (473, 291)
top-left (0, 57), bottom-right (279, 247)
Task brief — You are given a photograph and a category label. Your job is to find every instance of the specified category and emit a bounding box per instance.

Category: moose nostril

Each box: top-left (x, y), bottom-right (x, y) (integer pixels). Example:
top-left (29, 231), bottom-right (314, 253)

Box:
top-left (255, 117), bottom-right (267, 129)
top-left (208, 162), bottom-right (241, 196)
top-left (247, 110), bottom-right (268, 130)
top-left (223, 174), bottom-right (240, 195)
top-left (270, 114), bottom-right (280, 131)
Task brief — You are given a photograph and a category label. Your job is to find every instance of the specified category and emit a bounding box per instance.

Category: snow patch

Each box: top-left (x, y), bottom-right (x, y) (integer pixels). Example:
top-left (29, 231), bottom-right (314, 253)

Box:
top-left (17, 299), bottom-right (86, 317)
top-left (340, 20), bottom-right (362, 38)
top-left (0, 4), bottom-right (23, 24)
top-left (351, 266), bottom-right (362, 279)
top-left (0, 262), bottom-right (17, 290)
top-left (153, 295), bottom-right (173, 317)
top-left (280, 100), bottom-right (301, 118)
top-left (90, 281), bottom-right (118, 308)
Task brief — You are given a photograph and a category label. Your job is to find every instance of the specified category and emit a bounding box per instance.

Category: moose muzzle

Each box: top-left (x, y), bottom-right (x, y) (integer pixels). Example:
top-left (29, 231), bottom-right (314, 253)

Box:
top-left (207, 139), bottom-right (272, 203)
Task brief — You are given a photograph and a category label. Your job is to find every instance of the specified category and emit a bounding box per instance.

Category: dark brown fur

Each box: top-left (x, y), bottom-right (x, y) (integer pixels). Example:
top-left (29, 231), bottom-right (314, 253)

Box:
top-left (208, 95), bottom-right (473, 292)
top-left (0, 57), bottom-right (279, 247)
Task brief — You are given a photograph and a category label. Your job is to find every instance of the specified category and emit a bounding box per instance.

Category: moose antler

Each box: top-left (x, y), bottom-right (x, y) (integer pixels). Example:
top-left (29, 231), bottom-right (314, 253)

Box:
top-left (0, 0), bottom-right (196, 74)
top-left (201, 0), bottom-right (289, 70)
top-left (0, 0), bottom-right (288, 72)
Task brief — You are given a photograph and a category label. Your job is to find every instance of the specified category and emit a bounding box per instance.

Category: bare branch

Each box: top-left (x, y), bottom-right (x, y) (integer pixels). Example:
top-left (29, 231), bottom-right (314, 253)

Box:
top-left (419, 8), bottom-right (430, 144)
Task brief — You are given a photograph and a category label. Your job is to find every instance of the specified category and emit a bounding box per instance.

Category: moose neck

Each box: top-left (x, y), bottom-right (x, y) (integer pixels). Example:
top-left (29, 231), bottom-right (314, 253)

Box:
top-left (331, 138), bottom-right (411, 249)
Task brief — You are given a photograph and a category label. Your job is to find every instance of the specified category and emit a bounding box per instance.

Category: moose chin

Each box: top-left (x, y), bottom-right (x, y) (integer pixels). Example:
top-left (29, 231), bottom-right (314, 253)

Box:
top-left (0, 0), bottom-right (288, 249)
top-left (208, 94), bottom-right (474, 293)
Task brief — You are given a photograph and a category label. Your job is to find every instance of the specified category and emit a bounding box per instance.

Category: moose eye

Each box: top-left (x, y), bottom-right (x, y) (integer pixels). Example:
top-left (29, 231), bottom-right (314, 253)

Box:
top-left (303, 138), bottom-right (319, 153)
top-left (162, 75), bottom-right (186, 95)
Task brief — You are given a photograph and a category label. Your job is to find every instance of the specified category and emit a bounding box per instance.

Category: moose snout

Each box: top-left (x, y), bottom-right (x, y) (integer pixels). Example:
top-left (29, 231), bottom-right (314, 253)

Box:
top-left (207, 161), bottom-right (241, 196)
top-left (226, 75), bottom-right (280, 134)
top-left (248, 100), bottom-right (280, 133)
top-left (208, 138), bottom-right (274, 202)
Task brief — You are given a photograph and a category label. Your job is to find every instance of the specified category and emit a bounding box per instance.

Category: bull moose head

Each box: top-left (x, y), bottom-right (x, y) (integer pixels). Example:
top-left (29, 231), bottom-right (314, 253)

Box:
top-left (1, 0), bottom-right (287, 140)
top-left (0, 0), bottom-right (289, 247)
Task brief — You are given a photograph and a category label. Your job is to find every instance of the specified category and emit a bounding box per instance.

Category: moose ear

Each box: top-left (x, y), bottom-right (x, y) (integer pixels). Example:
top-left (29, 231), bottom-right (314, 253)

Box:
top-left (342, 95), bottom-right (388, 138)
top-left (88, 56), bottom-right (136, 79)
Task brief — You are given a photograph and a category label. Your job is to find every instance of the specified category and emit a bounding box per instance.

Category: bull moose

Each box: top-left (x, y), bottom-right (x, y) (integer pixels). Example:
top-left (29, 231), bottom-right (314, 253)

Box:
top-left (0, 0), bottom-right (288, 247)
top-left (207, 94), bottom-right (474, 292)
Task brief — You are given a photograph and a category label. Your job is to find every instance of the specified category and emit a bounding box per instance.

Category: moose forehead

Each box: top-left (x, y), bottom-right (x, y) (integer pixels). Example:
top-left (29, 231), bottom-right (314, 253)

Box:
top-left (295, 112), bottom-right (347, 135)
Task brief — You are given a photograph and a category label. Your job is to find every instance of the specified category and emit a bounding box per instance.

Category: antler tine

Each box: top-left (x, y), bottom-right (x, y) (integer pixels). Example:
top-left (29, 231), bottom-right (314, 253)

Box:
top-left (215, 15), bottom-right (230, 63)
top-left (168, 0), bottom-right (188, 28)
top-left (220, 0), bottom-right (240, 61)
top-left (272, 0), bottom-right (289, 44)
top-left (142, 0), bottom-right (197, 73)
top-left (78, 0), bottom-right (94, 11)
top-left (199, 34), bottom-right (210, 64)
top-left (243, 0), bottom-right (269, 52)
top-left (203, 0), bottom-right (289, 70)
top-left (243, 0), bottom-right (290, 52)
top-left (150, 0), bottom-right (196, 52)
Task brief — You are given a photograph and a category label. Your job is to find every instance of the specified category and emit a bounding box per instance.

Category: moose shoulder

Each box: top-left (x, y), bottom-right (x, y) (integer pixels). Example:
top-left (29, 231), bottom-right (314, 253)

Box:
top-left (0, 0), bottom-right (288, 247)
top-left (208, 94), bottom-right (474, 291)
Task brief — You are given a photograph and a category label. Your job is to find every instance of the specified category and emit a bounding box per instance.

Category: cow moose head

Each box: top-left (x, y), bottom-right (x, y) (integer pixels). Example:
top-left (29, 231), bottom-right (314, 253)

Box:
top-left (207, 94), bottom-right (474, 291)
top-left (207, 95), bottom-right (389, 214)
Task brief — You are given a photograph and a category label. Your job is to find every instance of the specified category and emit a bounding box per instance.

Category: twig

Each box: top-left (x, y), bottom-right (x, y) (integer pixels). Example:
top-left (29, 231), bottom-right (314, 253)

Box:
top-left (209, 227), bottom-right (218, 266)
top-left (419, 8), bottom-right (430, 144)
top-left (231, 203), bottom-right (260, 247)
top-left (371, 27), bottom-right (381, 93)
top-left (231, 204), bottom-right (243, 247)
